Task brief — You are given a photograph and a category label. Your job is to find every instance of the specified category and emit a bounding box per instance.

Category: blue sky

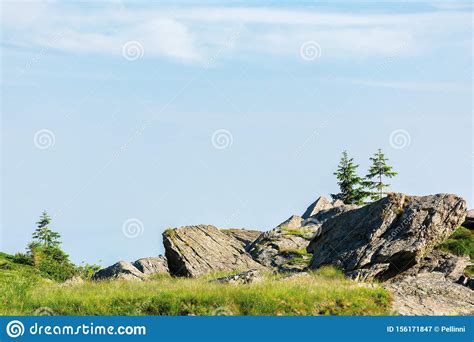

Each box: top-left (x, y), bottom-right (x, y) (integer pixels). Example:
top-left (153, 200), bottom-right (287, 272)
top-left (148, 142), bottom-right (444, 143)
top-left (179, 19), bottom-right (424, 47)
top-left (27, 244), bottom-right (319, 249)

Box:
top-left (1, 1), bottom-right (472, 265)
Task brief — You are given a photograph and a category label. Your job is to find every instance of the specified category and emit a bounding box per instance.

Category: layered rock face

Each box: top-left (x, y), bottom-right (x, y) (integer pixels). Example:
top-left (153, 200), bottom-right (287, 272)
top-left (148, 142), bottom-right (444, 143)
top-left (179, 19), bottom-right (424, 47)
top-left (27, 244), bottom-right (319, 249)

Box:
top-left (163, 225), bottom-right (265, 277)
top-left (307, 193), bottom-right (467, 281)
top-left (221, 229), bottom-right (261, 249)
top-left (133, 256), bottom-right (168, 275)
top-left (386, 272), bottom-right (474, 315)
top-left (93, 256), bottom-right (169, 281)
top-left (247, 215), bottom-right (317, 271)
top-left (92, 261), bottom-right (146, 281)
top-left (248, 197), bottom-right (356, 272)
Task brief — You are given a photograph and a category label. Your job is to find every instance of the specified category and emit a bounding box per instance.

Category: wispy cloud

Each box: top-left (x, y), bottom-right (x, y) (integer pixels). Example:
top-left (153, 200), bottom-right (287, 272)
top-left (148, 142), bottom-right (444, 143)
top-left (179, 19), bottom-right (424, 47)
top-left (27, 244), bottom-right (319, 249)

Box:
top-left (1, 2), bottom-right (472, 64)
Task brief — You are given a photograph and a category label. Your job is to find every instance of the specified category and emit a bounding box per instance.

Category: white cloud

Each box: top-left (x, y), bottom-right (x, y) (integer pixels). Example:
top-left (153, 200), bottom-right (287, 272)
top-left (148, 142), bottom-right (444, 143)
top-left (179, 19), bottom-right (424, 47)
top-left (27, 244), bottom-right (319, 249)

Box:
top-left (1, 2), bottom-right (472, 63)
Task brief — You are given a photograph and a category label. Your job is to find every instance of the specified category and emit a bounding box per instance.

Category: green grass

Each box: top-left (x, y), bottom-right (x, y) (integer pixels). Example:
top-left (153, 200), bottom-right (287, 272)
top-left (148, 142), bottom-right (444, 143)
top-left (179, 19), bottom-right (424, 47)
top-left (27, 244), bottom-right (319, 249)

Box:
top-left (0, 252), bottom-right (391, 316)
top-left (438, 226), bottom-right (474, 276)
top-left (0, 252), bottom-right (53, 314)
top-left (279, 248), bottom-right (311, 256)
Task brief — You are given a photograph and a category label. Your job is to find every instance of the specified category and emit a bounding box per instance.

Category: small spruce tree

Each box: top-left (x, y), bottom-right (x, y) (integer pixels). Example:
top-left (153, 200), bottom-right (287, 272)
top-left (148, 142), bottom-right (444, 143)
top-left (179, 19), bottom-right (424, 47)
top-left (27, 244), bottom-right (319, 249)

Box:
top-left (331, 151), bottom-right (368, 205)
top-left (365, 149), bottom-right (398, 201)
top-left (32, 211), bottom-right (61, 248)
top-left (27, 211), bottom-right (76, 282)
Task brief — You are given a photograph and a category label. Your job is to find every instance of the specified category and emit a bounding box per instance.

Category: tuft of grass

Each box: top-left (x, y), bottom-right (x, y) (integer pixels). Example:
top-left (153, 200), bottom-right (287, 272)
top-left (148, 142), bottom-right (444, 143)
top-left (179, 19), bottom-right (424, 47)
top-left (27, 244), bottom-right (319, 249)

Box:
top-left (279, 248), bottom-right (311, 257)
top-left (163, 228), bottom-right (176, 236)
top-left (0, 256), bottom-right (391, 316)
top-left (438, 226), bottom-right (473, 276)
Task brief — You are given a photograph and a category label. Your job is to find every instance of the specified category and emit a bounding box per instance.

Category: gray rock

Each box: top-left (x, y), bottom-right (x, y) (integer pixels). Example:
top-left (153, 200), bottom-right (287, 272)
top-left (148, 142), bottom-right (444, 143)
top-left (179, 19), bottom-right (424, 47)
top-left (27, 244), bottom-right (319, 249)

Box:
top-left (247, 215), bottom-right (317, 272)
top-left (248, 201), bottom-right (355, 272)
top-left (386, 272), bottom-right (474, 315)
top-left (213, 269), bottom-right (263, 285)
top-left (308, 193), bottom-right (467, 281)
top-left (133, 256), bottom-right (168, 275)
top-left (302, 196), bottom-right (333, 219)
top-left (92, 261), bottom-right (144, 281)
top-left (221, 229), bottom-right (262, 249)
top-left (60, 276), bottom-right (85, 287)
top-left (462, 209), bottom-right (474, 229)
top-left (163, 225), bottom-right (265, 277)
top-left (400, 249), bottom-right (470, 281)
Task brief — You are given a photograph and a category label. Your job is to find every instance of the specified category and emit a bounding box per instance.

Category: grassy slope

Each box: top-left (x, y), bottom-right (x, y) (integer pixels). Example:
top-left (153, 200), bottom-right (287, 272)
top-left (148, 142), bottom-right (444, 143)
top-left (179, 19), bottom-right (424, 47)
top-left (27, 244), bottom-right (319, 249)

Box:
top-left (0, 252), bottom-right (53, 314)
top-left (0, 255), bottom-right (391, 315)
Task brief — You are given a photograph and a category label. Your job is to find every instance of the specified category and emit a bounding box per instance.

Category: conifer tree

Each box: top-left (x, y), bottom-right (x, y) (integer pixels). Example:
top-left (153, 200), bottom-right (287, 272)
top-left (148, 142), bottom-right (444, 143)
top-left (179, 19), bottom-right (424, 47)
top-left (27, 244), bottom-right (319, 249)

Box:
top-left (331, 151), bottom-right (368, 205)
top-left (365, 149), bottom-right (398, 201)
top-left (32, 211), bottom-right (61, 248)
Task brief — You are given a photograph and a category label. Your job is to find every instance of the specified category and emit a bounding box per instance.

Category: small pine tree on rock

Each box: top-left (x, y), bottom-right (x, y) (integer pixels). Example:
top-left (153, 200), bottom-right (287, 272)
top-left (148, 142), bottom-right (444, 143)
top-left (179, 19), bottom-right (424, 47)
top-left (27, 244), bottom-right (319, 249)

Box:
top-left (331, 151), bottom-right (368, 205)
top-left (365, 149), bottom-right (398, 201)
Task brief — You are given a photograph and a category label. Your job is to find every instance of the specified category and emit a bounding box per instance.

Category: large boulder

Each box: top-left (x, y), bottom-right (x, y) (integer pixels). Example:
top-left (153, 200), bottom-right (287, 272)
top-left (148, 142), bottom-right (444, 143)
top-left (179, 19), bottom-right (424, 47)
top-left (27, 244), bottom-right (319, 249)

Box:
top-left (307, 193), bottom-right (467, 281)
top-left (92, 261), bottom-right (144, 281)
top-left (133, 256), bottom-right (168, 275)
top-left (221, 229), bottom-right (262, 249)
top-left (462, 209), bottom-right (474, 229)
top-left (386, 272), bottom-right (474, 315)
top-left (163, 225), bottom-right (265, 277)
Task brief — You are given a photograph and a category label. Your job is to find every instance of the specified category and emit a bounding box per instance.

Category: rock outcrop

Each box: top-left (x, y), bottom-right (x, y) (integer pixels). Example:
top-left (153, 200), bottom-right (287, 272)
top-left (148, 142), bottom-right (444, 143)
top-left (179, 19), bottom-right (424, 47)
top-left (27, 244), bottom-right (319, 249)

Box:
top-left (133, 256), bottom-right (168, 275)
top-left (248, 197), bottom-right (355, 272)
top-left (462, 209), bottom-right (474, 229)
top-left (399, 249), bottom-right (469, 281)
top-left (163, 225), bottom-right (265, 277)
top-left (386, 272), bottom-right (474, 315)
top-left (221, 229), bottom-right (261, 249)
top-left (307, 193), bottom-right (467, 281)
top-left (302, 196), bottom-right (333, 219)
top-left (93, 256), bottom-right (169, 281)
top-left (92, 261), bottom-right (145, 281)
top-left (247, 215), bottom-right (318, 272)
